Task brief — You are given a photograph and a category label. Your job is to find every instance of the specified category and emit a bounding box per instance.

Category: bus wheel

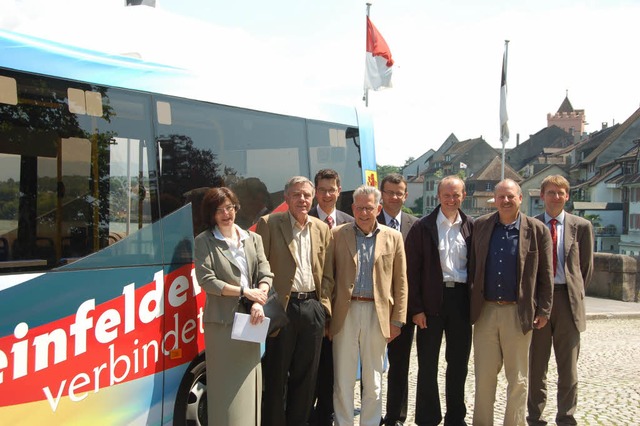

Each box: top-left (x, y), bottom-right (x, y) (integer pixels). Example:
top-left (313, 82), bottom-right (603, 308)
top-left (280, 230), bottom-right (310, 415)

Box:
top-left (174, 359), bottom-right (207, 426)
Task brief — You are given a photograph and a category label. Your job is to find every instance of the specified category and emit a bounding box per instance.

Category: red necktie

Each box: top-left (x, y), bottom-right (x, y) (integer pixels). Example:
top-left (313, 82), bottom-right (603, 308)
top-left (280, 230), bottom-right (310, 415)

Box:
top-left (549, 218), bottom-right (558, 277)
top-left (325, 215), bottom-right (334, 229)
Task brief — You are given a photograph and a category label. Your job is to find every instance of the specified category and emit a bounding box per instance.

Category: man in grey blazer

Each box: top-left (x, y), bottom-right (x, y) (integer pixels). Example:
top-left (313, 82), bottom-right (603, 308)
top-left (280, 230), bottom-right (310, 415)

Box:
top-left (309, 168), bottom-right (355, 228)
top-left (256, 176), bottom-right (334, 426)
top-left (469, 179), bottom-right (553, 425)
top-left (308, 169), bottom-right (354, 426)
top-left (377, 173), bottom-right (418, 426)
top-left (528, 175), bottom-right (594, 426)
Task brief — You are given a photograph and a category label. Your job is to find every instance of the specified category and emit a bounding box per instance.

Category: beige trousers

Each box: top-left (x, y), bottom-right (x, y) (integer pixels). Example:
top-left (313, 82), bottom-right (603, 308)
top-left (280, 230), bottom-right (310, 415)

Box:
top-left (473, 302), bottom-right (532, 426)
top-left (332, 301), bottom-right (387, 426)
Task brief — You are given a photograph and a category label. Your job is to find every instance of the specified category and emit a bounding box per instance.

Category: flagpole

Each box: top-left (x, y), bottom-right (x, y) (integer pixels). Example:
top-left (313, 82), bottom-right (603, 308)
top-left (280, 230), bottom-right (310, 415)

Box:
top-left (364, 3), bottom-right (372, 107)
top-left (500, 40), bottom-right (510, 180)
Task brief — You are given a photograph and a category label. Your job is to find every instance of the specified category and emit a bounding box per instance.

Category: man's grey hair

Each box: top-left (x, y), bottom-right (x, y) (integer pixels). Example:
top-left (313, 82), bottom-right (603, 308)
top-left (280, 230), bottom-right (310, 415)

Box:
top-left (495, 178), bottom-right (522, 196)
top-left (353, 185), bottom-right (381, 205)
top-left (285, 176), bottom-right (315, 195)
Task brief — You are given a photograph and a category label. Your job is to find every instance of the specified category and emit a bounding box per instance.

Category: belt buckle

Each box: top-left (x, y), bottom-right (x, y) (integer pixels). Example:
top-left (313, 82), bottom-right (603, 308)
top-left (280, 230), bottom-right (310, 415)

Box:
top-left (297, 292), bottom-right (310, 300)
top-left (445, 281), bottom-right (455, 288)
top-left (496, 300), bottom-right (513, 305)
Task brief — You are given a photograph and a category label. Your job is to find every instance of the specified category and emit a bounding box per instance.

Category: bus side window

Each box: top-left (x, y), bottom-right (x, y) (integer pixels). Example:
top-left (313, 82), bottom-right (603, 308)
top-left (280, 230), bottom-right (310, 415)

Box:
top-left (0, 71), bottom-right (159, 273)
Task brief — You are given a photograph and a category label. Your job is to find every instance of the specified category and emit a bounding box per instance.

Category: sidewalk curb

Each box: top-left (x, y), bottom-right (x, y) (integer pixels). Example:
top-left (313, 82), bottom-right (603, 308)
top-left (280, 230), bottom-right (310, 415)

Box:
top-left (586, 312), bottom-right (640, 320)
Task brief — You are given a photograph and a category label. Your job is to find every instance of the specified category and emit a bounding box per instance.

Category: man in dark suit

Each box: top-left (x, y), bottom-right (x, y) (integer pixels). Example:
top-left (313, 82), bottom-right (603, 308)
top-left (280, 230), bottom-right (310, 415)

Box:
top-left (528, 175), bottom-right (594, 426)
top-left (309, 168), bottom-right (354, 229)
top-left (406, 175), bottom-right (473, 426)
top-left (308, 169), bottom-right (354, 426)
top-left (256, 176), bottom-right (334, 426)
top-left (378, 173), bottom-right (419, 426)
top-left (469, 178), bottom-right (553, 425)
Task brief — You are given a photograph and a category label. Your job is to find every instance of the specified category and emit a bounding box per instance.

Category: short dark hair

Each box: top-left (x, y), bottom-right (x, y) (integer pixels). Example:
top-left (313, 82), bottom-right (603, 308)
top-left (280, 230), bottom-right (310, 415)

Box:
top-left (314, 169), bottom-right (341, 187)
top-left (201, 187), bottom-right (240, 228)
top-left (380, 173), bottom-right (407, 191)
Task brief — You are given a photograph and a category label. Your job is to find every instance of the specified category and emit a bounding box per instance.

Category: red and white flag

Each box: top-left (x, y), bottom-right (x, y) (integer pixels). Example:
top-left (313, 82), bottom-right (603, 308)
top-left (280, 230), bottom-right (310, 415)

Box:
top-left (364, 17), bottom-right (394, 91)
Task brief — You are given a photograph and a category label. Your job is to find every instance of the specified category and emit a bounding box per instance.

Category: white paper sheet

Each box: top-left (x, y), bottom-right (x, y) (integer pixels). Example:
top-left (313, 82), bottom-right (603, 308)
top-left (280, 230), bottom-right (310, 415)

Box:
top-left (231, 312), bottom-right (271, 343)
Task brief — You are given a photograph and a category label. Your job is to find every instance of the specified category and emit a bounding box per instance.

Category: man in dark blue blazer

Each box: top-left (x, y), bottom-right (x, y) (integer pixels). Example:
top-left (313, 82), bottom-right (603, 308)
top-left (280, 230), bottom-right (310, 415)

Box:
top-left (308, 169), bottom-right (354, 426)
top-left (309, 169), bottom-right (355, 229)
top-left (378, 173), bottom-right (418, 426)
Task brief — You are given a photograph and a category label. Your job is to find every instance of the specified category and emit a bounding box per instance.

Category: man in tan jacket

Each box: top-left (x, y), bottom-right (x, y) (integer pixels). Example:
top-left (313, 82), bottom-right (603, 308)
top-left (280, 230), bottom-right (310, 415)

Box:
top-left (330, 185), bottom-right (407, 426)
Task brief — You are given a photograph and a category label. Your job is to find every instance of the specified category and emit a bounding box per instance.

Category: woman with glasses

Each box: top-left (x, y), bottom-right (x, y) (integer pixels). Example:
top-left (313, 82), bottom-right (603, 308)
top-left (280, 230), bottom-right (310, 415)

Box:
top-left (194, 187), bottom-right (274, 425)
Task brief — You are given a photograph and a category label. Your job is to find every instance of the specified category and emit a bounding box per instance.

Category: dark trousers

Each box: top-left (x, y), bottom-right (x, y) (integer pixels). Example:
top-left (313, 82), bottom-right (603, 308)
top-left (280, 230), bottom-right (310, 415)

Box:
top-left (527, 288), bottom-right (580, 426)
top-left (415, 287), bottom-right (471, 426)
top-left (309, 336), bottom-right (334, 426)
top-left (262, 297), bottom-right (325, 426)
top-left (383, 321), bottom-right (415, 424)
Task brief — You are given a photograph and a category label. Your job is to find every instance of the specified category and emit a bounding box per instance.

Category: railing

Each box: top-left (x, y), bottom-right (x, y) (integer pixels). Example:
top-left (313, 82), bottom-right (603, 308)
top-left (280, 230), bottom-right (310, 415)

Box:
top-left (594, 226), bottom-right (618, 236)
top-left (466, 207), bottom-right (496, 218)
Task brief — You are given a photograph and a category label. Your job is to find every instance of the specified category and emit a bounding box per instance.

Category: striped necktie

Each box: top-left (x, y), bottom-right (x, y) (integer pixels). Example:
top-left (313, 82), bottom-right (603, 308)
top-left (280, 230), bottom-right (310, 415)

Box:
top-left (325, 215), bottom-right (334, 229)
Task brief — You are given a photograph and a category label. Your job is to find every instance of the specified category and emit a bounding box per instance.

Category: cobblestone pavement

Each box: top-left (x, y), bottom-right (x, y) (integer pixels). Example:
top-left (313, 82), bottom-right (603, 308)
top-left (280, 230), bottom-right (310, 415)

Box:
top-left (351, 318), bottom-right (640, 425)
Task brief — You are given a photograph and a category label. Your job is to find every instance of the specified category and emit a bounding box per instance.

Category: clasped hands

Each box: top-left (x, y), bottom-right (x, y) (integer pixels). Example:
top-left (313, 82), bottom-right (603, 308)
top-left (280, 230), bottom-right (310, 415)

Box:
top-left (243, 286), bottom-right (269, 325)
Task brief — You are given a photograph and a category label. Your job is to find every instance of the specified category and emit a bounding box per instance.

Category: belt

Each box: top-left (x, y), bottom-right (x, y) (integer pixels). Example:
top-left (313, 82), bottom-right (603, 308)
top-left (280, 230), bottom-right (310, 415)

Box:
top-left (444, 281), bottom-right (466, 288)
top-left (486, 300), bottom-right (517, 305)
top-left (351, 295), bottom-right (375, 302)
top-left (554, 284), bottom-right (568, 291)
top-left (290, 291), bottom-right (317, 300)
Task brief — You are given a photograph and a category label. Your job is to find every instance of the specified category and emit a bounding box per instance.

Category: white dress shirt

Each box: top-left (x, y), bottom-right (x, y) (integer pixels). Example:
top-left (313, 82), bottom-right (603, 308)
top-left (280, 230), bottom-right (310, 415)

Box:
top-left (289, 212), bottom-right (315, 292)
top-left (436, 209), bottom-right (467, 283)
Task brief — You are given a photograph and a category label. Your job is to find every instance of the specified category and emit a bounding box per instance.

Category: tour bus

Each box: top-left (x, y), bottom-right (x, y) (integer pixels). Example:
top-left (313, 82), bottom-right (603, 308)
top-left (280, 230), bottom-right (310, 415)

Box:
top-left (0, 30), bottom-right (378, 425)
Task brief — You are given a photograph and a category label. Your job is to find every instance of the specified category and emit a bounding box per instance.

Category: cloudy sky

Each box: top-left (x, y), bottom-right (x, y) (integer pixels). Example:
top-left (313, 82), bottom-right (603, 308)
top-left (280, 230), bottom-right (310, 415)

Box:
top-left (2, 0), bottom-right (639, 166)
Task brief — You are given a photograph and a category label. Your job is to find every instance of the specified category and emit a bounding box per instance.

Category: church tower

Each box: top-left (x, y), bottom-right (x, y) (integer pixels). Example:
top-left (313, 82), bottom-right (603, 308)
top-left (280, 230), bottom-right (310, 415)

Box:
top-left (547, 91), bottom-right (585, 140)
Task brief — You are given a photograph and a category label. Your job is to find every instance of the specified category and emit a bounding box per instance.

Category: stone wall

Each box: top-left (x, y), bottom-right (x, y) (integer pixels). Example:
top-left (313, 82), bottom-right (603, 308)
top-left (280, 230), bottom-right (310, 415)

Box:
top-left (588, 253), bottom-right (640, 302)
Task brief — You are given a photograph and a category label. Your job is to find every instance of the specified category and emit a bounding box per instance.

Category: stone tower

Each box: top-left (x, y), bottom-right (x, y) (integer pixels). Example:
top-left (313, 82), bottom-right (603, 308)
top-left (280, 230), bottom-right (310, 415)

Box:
top-left (547, 91), bottom-right (585, 140)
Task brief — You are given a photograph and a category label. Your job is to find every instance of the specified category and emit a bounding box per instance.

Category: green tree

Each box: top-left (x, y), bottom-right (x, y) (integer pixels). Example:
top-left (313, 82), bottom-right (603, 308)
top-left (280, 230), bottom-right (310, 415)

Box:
top-left (377, 164), bottom-right (401, 183)
top-left (412, 196), bottom-right (424, 216)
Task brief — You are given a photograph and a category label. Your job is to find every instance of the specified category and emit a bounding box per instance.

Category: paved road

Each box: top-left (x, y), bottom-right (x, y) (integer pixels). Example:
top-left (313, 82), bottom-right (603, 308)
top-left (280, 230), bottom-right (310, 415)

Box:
top-left (352, 298), bottom-right (640, 425)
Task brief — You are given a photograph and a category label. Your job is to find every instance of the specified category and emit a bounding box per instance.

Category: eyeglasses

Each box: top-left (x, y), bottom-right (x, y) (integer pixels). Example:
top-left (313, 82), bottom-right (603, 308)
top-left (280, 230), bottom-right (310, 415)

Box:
top-left (544, 190), bottom-right (567, 198)
top-left (354, 205), bottom-right (376, 213)
top-left (317, 188), bottom-right (338, 195)
top-left (382, 190), bottom-right (406, 198)
top-left (216, 204), bottom-right (237, 214)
